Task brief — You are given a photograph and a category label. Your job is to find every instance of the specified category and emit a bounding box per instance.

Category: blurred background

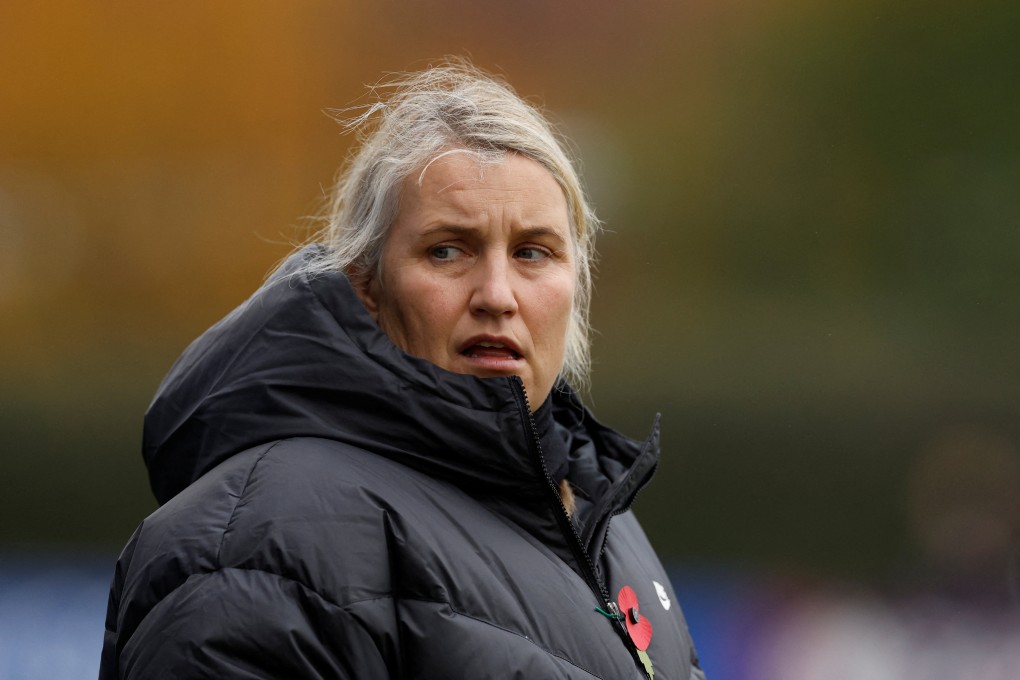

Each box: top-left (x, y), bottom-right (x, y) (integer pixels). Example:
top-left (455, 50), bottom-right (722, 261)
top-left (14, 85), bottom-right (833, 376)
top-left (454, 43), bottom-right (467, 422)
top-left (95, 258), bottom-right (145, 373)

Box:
top-left (2, 0), bottom-right (1019, 677)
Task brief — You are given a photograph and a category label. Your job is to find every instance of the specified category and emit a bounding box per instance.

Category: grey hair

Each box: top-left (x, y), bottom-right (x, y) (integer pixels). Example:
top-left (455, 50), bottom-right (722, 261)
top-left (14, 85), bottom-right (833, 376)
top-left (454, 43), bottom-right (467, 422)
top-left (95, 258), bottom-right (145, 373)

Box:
top-left (299, 59), bottom-right (600, 390)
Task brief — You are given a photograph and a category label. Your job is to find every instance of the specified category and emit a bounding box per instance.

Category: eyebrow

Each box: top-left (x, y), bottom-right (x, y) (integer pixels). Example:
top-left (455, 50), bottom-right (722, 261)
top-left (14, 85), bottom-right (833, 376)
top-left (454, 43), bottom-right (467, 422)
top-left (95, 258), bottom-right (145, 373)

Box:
top-left (420, 224), bottom-right (568, 243)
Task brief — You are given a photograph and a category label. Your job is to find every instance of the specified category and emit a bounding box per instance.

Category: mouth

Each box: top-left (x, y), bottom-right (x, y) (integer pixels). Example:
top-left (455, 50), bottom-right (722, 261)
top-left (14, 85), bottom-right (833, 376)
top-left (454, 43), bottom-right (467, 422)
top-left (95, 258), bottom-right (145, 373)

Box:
top-left (458, 337), bottom-right (523, 362)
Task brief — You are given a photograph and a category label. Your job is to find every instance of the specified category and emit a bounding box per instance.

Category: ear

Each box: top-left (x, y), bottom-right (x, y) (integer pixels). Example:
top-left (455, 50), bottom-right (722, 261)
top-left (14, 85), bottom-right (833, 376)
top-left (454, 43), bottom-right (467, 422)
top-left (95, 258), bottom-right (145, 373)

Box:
top-left (350, 267), bottom-right (380, 318)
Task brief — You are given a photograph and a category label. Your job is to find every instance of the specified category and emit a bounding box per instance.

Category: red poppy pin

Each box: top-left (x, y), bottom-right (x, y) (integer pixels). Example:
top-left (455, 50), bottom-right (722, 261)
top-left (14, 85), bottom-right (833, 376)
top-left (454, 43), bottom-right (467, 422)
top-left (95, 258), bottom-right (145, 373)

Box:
top-left (617, 585), bottom-right (653, 651)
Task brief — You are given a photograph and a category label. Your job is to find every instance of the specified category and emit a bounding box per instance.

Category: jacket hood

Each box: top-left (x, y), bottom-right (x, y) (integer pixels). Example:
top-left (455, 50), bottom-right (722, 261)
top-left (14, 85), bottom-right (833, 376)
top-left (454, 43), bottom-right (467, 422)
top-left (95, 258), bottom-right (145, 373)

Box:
top-left (143, 246), bottom-right (656, 506)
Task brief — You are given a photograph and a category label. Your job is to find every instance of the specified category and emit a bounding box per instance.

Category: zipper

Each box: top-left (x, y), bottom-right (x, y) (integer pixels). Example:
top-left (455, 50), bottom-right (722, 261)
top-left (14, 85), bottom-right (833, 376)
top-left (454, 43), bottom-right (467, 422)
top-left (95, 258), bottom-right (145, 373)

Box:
top-left (509, 377), bottom-right (650, 677)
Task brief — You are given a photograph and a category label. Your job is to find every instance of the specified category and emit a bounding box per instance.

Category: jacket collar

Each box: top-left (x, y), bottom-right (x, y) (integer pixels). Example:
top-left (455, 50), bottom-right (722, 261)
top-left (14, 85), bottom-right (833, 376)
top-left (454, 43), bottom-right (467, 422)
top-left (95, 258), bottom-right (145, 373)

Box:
top-left (143, 246), bottom-right (658, 513)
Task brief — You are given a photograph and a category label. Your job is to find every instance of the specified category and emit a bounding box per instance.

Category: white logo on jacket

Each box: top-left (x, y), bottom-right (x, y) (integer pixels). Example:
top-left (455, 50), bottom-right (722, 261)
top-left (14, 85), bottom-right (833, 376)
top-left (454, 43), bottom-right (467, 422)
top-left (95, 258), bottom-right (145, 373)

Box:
top-left (653, 580), bottom-right (671, 610)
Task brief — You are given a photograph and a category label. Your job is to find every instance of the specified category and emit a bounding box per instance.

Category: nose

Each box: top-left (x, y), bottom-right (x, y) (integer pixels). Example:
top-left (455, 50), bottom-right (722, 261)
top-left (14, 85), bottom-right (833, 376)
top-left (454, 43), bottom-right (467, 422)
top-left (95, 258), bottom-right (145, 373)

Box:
top-left (469, 254), bottom-right (519, 318)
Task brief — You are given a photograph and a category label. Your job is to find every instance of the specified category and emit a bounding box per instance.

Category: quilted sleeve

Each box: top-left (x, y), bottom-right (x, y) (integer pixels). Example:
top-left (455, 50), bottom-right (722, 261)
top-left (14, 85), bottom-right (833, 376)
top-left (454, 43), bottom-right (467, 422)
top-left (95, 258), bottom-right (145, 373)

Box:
top-left (109, 567), bottom-right (396, 679)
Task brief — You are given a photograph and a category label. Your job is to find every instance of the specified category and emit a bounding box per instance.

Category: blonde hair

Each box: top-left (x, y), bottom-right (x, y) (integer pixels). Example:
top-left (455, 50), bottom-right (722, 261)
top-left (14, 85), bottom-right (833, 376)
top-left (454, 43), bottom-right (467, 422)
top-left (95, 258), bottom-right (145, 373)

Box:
top-left (302, 59), bottom-right (600, 389)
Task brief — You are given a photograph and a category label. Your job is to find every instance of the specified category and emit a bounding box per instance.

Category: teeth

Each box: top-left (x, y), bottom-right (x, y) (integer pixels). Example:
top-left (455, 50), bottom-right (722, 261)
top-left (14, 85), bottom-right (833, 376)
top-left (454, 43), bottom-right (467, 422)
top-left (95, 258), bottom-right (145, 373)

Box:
top-left (477, 342), bottom-right (505, 348)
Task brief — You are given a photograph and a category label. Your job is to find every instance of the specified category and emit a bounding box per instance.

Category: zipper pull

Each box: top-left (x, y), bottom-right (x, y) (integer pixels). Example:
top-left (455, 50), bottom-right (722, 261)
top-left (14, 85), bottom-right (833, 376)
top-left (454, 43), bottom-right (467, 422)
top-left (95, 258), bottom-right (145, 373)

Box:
top-left (594, 600), bottom-right (625, 621)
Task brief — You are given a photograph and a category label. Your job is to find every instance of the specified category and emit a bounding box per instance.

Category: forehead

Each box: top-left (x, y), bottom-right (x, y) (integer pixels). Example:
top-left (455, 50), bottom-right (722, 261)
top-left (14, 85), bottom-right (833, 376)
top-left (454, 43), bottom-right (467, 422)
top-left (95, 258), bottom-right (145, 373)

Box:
top-left (402, 150), bottom-right (570, 227)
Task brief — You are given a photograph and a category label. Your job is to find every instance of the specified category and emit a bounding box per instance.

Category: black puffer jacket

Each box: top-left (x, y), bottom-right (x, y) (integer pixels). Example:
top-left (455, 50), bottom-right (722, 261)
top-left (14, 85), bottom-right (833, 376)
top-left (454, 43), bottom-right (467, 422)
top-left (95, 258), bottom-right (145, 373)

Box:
top-left (100, 247), bottom-right (706, 679)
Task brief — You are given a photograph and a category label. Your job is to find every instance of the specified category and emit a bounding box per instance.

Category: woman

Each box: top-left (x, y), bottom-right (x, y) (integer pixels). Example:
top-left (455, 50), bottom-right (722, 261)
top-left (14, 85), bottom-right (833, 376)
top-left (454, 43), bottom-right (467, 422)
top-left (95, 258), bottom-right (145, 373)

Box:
top-left (100, 62), bottom-right (706, 679)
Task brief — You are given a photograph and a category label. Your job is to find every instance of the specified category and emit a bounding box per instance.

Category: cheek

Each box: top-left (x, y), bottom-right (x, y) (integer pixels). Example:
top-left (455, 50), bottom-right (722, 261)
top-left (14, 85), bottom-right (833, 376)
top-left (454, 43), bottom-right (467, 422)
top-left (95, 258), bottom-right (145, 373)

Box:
top-left (532, 277), bottom-right (575, 351)
top-left (379, 274), bottom-right (460, 356)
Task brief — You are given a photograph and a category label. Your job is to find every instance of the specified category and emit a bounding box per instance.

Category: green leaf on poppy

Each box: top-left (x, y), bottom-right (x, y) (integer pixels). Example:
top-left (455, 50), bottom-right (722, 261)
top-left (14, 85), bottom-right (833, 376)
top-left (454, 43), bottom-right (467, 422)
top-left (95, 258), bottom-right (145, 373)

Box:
top-left (637, 649), bottom-right (654, 678)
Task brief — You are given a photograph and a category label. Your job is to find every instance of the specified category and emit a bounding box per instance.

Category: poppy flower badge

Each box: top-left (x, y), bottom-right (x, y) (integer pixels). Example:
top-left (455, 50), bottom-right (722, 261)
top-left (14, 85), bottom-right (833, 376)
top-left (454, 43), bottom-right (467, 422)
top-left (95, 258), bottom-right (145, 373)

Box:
top-left (617, 585), bottom-right (653, 650)
top-left (618, 585), bottom-right (655, 677)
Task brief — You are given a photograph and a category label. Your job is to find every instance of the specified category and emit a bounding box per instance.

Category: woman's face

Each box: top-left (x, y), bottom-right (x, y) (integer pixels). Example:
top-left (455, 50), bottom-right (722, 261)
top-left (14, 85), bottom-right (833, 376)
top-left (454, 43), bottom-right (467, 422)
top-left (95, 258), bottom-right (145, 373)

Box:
top-left (357, 151), bottom-right (575, 407)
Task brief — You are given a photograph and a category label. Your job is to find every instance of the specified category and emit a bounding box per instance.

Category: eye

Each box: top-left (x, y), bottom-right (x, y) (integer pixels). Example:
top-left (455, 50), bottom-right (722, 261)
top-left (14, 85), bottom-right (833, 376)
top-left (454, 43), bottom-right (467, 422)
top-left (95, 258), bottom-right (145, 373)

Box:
top-left (514, 246), bottom-right (551, 261)
top-left (430, 245), bottom-right (461, 261)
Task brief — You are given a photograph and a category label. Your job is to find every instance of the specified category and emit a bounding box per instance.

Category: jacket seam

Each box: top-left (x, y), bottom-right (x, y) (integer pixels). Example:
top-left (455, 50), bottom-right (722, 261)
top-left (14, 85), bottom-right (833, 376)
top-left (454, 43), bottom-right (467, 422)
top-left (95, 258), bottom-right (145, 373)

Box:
top-left (353, 591), bottom-right (607, 680)
top-left (216, 565), bottom-right (391, 611)
top-left (124, 565), bottom-right (394, 658)
top-left (215, 440), bottom-right (285, 567)
top-left (163, 567), bottom-right (605, 679)
top-left (441, 602), bottom-right (607, 679)
top-left (124, 563), bottom-right (607, 680)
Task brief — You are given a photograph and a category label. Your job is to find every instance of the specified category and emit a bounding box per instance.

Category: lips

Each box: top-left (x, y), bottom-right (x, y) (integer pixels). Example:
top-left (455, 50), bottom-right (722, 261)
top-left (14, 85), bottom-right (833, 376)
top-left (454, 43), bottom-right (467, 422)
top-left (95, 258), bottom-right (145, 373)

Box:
top-left (458, 336), bottom-right (523, 361)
